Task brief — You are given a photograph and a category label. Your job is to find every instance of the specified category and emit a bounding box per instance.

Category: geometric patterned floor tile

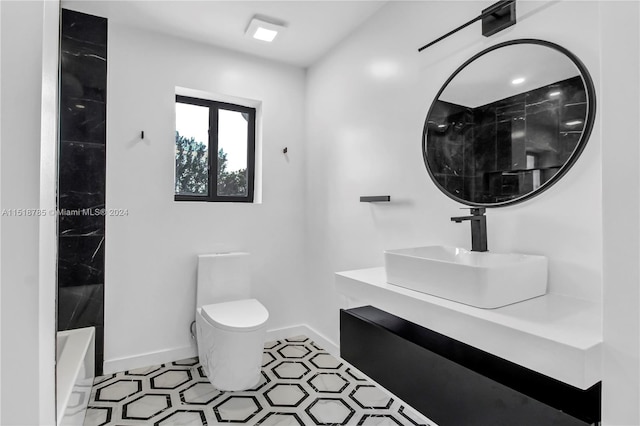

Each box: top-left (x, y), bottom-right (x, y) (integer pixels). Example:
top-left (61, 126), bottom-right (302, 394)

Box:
top-left (122, 393), bottom-right (171, 420)
top-left (179, 382), bottom-right (223, 405)
top-left (306, 397), bottom-right (356, 424)
top-left (309, 352), bottom-right (343, 370)
top-left (277, 344), bottom-right (312, 359)
top-left (84, 336), bottom-right (435, 425)
top-left (263, 383), bottom-right (309, 407)
top-left (254, 411), bottom-right (304, 425)
top-left (262, 351), bottom-right (277, 368)
top-left (272, 361), bottom-right (311, 380)
top-left (126, 365), bottom-right (163, 376)
top-left (83, 406), bottom-right (111, 426)
top-left (150, 369), bottom-right (192, 390)
top-left (308, 372), bottom-right (349, 393)
top-left (154, 409), bottom-right (207, 425)
top-left (94, 379), bottom-right (142, 403)
top-left (350, 384), bottom-right (393, 409)
top-left (213, 395), bottom-right (262, 422)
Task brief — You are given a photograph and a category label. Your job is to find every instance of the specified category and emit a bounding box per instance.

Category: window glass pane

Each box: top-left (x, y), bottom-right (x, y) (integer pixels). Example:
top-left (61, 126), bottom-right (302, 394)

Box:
top-left (217, 109), bottom-right (248, 197)
top-left (175, 102), bottom-right (209, 196)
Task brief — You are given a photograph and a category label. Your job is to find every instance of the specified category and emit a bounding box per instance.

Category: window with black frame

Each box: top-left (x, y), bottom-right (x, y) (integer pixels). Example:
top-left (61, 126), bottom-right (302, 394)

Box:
top-left (174, 95), bottom-right (256, 202)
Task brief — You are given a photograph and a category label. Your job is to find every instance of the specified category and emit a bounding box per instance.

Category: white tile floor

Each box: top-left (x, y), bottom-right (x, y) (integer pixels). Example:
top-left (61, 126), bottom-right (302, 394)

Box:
top-left (84, 335), bottom-right (434, 425)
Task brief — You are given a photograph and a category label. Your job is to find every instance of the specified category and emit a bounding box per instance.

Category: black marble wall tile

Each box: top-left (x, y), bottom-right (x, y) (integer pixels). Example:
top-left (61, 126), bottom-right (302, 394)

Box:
top-left (462, 121), bottom-right (476, 179)
top-left (59, 141), bottom-right (105, 193)
top-left (428, 141), bottom-right (464, 179)
top-left (60, 98), bottom-right (106, 143)
top-left (58, 8), bottom-right (107, 376)
top-left (426, 139), bottom-right (446, 175)
top-left (443, 175), bottom-right (464, 199)
top-left (495, 98), bottom-right (525, 116)
top-left (473, 122), bottom-right (497, 174)
top-left (526, 108), bottom-right (560, 169)
top-left (60, 39), bottom-right (106, 97)
top-left (462, 176), bottom-right (476, 202)
top-left (560, 103), bottom-right (587, 131)
top-left (57, 284), bottom-right (104, 330)
top-left (57, 284), bottom-right (105, 375)
top-left (496, 118), bottom-right (515, 171)
top-left (58, 235), bottom-right (104, 287)
top-left (60, 11), bottom-right (106, 144)
top-left (59, 213), bottom-right (104, 238)
top-left (426, 101), bottom-right (474, 195)
top-left (559, 77), bottom-right (588, 104)
top-left (442, 139), bottom-right (465, 176)
top-left (58, 141), bottom-right (105, 236)
top-left (560, 132), bottom-right (581, 160)
top-left (62, 9), bottom-right (107, 46)
top-left (59, 191), bottom-right (105, 238)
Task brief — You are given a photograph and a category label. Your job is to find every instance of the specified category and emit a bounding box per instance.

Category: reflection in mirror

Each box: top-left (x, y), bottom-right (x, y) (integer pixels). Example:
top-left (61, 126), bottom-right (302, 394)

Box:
top-left (424, 40), bottom-right (595, 206)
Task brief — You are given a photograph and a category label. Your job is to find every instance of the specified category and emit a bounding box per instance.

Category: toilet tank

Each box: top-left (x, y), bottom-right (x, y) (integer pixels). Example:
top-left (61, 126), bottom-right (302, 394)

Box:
top-left (196, 252), bottom-right (251, 308)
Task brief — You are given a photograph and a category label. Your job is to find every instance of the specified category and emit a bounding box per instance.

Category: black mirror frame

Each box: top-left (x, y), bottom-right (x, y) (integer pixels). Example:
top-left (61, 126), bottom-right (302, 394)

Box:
top-left (422, 39), bottom-right (597, 207)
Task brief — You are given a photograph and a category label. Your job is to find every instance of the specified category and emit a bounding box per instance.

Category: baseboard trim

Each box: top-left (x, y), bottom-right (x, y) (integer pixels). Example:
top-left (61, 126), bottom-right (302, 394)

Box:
top-left (103, 324), bottom-right (339, 375)
top-left (103, 344), bottom-right (198, 376)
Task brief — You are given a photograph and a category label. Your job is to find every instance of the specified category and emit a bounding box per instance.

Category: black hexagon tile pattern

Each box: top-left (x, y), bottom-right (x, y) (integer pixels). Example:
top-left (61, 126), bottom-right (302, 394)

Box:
top-left (84, 336), bottom-right (434, 425)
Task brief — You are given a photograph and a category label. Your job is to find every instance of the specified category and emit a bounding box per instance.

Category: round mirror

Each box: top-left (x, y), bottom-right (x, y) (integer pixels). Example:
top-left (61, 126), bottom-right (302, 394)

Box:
top-left (423, 39), bottom-right (596, 207)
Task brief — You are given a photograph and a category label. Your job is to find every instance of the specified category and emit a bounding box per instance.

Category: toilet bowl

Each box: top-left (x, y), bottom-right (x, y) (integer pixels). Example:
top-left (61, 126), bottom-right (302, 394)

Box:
top-left (195, 253), bottom-right (269, 391)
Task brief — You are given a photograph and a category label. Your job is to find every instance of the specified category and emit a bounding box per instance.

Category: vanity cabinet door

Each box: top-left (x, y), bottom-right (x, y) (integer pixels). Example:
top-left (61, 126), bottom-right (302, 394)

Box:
top-left (340, 306), bottom-right (599, 426)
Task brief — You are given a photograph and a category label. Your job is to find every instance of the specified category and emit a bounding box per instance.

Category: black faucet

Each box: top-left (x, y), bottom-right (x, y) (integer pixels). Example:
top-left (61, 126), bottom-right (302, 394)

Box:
top-left (451, 207), bottom-right (488, 252)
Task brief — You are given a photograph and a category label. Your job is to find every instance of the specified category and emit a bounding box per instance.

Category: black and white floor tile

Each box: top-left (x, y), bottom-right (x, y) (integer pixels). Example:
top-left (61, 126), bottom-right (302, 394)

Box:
top-left (84, 336), bottom-right (434, 425)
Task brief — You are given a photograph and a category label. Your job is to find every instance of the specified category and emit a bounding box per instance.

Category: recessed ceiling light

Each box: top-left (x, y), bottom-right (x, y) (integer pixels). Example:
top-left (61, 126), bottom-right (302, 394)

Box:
top-left (511, 77), bottom-right (526, 85)
top-left (245, 16), bottom-right (287, 43)
top-left (253, 27), bottom-right (278, 42)
top-left (549, 91), bottom-right (561, 97)
top-left (565, 120), bottom-right (583, 126)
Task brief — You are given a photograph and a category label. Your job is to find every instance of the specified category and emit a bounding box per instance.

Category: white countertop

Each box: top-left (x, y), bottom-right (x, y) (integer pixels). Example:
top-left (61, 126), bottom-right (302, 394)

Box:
top-left (336, 267), bottom-right (602, 390)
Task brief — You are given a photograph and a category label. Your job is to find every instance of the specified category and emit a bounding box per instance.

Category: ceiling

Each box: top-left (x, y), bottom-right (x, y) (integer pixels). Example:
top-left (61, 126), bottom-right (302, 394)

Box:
top-left (441, 43), bottom-right (581, 108)
top-left (62, 0), bottom-right (388, 67)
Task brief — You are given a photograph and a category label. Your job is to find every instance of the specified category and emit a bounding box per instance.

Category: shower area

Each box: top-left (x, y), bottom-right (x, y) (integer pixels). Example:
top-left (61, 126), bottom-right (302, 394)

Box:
top-left (57, 8), bottom-right (107, 376)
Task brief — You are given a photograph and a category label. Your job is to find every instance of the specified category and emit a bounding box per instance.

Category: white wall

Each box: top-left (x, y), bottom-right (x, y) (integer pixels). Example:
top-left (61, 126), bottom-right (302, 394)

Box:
top-left (600, 2), bottom-right (640, 424)
top-left (306, 1), bottom-right (640, 424)
top-left (306, 0), bottom-right (602, 344)
top-left (0, 1), bottom-right (57, 424)
top-left (102, 23), bottom-right (308, 371)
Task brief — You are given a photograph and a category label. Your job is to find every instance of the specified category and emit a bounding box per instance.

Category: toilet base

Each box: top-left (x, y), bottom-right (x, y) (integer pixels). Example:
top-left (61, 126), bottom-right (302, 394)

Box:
top-left (195, 311), bottom-right (265, 391)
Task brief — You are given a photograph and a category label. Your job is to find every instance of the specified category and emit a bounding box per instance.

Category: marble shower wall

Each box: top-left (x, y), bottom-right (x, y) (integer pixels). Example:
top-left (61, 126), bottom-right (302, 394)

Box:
top-left (58, 8), bottom-right (107, 374)
top-left (473, 75), bottom-right (586, 203)
top-left (428, 76), bottom-right (586, 204)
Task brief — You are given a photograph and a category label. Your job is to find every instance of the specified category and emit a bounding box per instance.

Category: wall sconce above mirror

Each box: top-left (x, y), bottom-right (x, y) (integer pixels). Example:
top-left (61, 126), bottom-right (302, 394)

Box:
top-left (423, 39), bottom-right (596, 207)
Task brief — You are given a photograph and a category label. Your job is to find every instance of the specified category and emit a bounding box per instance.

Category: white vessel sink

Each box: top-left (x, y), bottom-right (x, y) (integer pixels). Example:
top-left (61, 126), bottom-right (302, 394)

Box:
top-left (384, 246), bottom-right (548, 308)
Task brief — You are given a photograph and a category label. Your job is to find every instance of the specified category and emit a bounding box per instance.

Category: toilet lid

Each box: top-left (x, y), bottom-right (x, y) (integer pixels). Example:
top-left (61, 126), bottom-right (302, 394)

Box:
top-left (201, 298), bottom-right (269, 332)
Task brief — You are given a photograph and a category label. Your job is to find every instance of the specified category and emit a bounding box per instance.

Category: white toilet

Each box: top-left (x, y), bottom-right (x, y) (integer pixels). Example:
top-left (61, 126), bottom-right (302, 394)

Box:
top-left (195, 252), bottom-right (269, 391)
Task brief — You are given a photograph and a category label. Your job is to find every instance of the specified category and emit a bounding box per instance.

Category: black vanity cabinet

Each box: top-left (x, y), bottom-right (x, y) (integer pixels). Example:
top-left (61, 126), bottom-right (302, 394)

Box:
top-left (340, 306), bottom-right (600, 426)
